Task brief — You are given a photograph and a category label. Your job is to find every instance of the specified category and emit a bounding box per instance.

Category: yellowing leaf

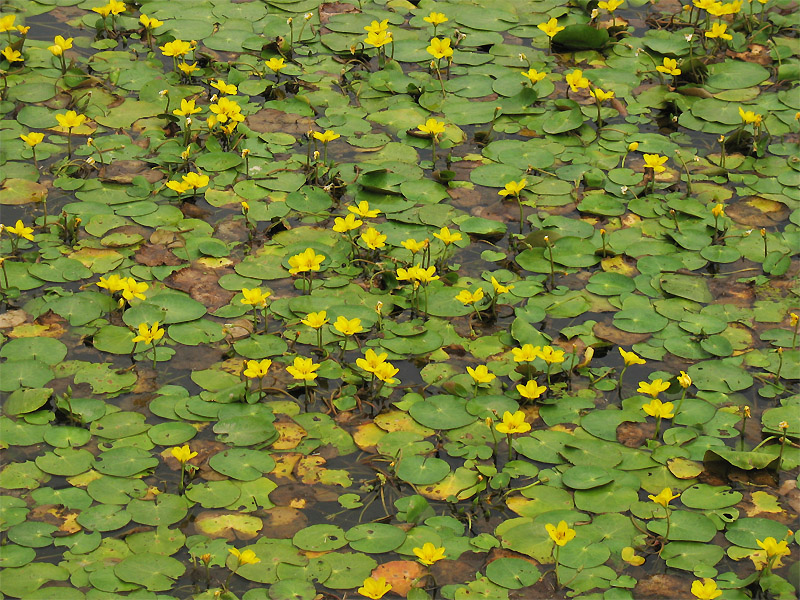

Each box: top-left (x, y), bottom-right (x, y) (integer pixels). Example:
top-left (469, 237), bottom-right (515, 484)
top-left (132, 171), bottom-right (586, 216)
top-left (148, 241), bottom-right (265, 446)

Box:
top-left (745, 491), bottom-right (782, 516)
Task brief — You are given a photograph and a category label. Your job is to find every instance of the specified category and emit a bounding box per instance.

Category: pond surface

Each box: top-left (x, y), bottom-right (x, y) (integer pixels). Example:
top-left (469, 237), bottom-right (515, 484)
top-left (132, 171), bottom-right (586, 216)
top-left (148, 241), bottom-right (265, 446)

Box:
top-left (0, 0), bottom-right (798, 599)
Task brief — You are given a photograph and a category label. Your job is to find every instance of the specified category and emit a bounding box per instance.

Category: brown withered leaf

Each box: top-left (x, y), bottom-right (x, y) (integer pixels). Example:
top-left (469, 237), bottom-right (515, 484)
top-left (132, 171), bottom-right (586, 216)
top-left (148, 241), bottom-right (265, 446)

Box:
top-left (371, 561), bottom-right (426, 597)
top-left (100, 160), bottom-right (163, 184)
top-left (164, 266), bottom-right (234, 311)
top-left (134, 244), bottom-right (183, 267)
top-left (319, 2), bottom-right (358, 25)
top-left (246, 108), bottom-right (315, 136)
top-left (726, 44), bottom-right (772, 66)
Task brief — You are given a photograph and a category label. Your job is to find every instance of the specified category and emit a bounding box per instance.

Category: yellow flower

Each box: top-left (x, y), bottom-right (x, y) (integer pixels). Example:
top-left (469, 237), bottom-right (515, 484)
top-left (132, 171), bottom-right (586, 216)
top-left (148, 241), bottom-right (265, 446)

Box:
top-left (427, 37), bottom-right (453, 59)
top-left (738, 107), bottom-right (763, 125)
top-left (288, 248), bottom-right (325, 275)
top-left (166, 180), bottom-right (190, 194)
top-left (358, 577), bottom-right (392, 600)
top-left (521, 68), bottom-right (547, 83)
top-left (228, 548), bottom-right (260, 566)
top-left (363, 19), bottom-right (389, 34)
top-left (756, 537), bottom-right (791, 559)
top-left (455, 288), bottom-right (484, 306)
top-left (160, 39), bottom-right (192, 57)
top-left (240, 287), bottom-right (270, 308)
top-left (286, 356), bottom-right (320, 381)
top-left (333, 316), bottom-right (363, 336)
top-left (694, 0), bottom-right (717, 8)
top-left (677, 371), bottom-right (692, 388)
top-left (6, 219), bottom-right (34, 241)
top-left (96, 274), bottom-right (126, 293)
top-left (361, 227), bottom-right (387, 250)
top-left (643, 154), bottom-right (668, 173)
top-left (47, 35), bottom-right (73, 56)
top-left (590, 88), bottom-right (615, 102)
top-left (178, 62), bottom-right (199, 75)
top-left (498, 179), bottom-right (527, 197)
top-left (565, 69), bottom-right (589, 92)
top-left (638, 379), bottom-right (670, 398)
top-left (413, 542), bottom-right (446, 565)
top-left (790, 313), bottom-right (799, 326)
top-left (401, 238), bottom-right (428, 254)
top-left (433, 226), bottom-right (462, 245)
top-left (301, 311), bottom-right (328, 329)
top-left (0, 15), bottom-right (16, 32)
top-left (1, 46), bottom-right (21, 62)
top-left (491, 276), bottom-right (513, 295)
top-left (92, 4), bottom-right (112, 17)
top-left (540, 346), bottom-right (565, 364)
top-left (356, 348), bottom-right (388, 374)
top-left (348, 200), bottom-right (380, 218)
top-left (56, 110), bottom-right (87, 130)
top-left (705, 23), bottom-right (732, 40)
top-left (599, 0), bottom-right (624, 11)
top-left (265, 57), bottom-right (286, 72)
top-left (173, 98), bottom-right (201, 117)
top-left (648, 487), bottom-right (679, 507)
top-left (314, 129), bottom-right (341, 144)
top-left (418, 118), bottom-right (446, 137)
top-left (107, 0), bottom-right (126, 15)
top-left (121, 277), bottom-right (148, 301)
top-left (211, 80), bottom-right (237, 95)
top-left (642, 398), bottom-right (675, 419)
top-left (619, 347), bottom-right (646, 366)
top-left (170, 444), bottom-right (197, 464)
top-left (423, 12), bottom-right (448, 26)
top-left (621, 547), bottom-right (645, 566)
top-left (20, 131), bottom-right (43, 148)
top-left (132, 322), bottom-right (164, 344)
top-left (512, 345), bottom-right (542, 362)
top-left (209, 97), bottom-right (244, 124)
top-left (656, 57), bottom-right (681, 76)
top-left (243, 359), bottom-right (272, 379)
top-left (467, 365), bottom-right (496, 384)
top-left (538, 17), bottom-right (565, 38)
top-left (373, 361), bottom-right (399, 384)
top-left (496, 410), bottom-right (531, 434)
top-left (333, 213), bottom-right (363, 233)
top-left (139, 14), bottom-right (163, 29)
top-left (517, 381), bottom-right (547, 400)
top-left (545, 520), bottom-right (576, 546)
top-left (364, 30), bottom-right (392, 48)
top-left (183, 171), bottom-right (210, 190)
top-left (691, 579), bottom-right (722, 600)
top-left (415, 265), bottom-right (439, 284)
top-left (711, 203), bottom-right (725, 218)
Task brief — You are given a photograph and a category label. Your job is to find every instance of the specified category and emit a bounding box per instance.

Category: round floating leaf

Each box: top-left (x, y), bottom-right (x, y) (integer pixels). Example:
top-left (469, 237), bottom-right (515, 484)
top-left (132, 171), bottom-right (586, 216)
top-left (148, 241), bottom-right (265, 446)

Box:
top-left (293, 524), bottom-right (348, 552)
top-left (0, 563), bottom-right (69, 598)
top-left (345, 523), bottom-right (406, 553)
top-left (647, 510), bottom-right (716, 542)
top-left (214, 415), bottom-right (277, 446)
top-left (408, 395), bottom-right (475, 430)
top-left (147, 422), bottom-right (196, 446)
top-left (4, 388), bottom-right (53, 416)
top-left (114, 553), bottom-right (185, 592)
top-left (269, 579), bottom-right (317, 600)
top-left (562, 466), bottom-right (614, 490)
top-left (0, 338), bottom-right (67, 365)
top-left (7, 521), bottom-right (58, 548)
top-left (485, 557), bottom-right (541, 589)
top-left (613, 308), bottom-right (668, 334)
top-left (94, 447), bottom-right (159, 477)
top-left (208, 448), bottom-right (276, 481)
top-left (0, 360), bottom-right (54, 392)
top-left (127, 494), bottom-right (189, 526)
top-left (559, 537), bottom-right (611, 569)
top-left (318, 552), bottom-right (377, 589)
top-left (77, 503), bottom-right (132, 532)
top-left (661, 541), bottom-right (724, 576)
top-left (724, 518), bottom-right (789, 549)
top-left (186, 480), bottom-right (242, 509)
top-left (680, 484), bottom-right (742, 509)
top-left (35, 448), bottom-right (94, 476)
top-left (395, 456), bottom-right (450, 485)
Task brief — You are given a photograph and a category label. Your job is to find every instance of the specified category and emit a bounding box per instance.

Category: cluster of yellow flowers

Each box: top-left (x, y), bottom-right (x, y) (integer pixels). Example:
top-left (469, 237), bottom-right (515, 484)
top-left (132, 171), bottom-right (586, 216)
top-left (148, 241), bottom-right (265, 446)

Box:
top-left (91, 0), bottom-right (126, 18)
top-left (356, 349), bottom-right (399, 384)
top-left (363, 19), bottom-right (392, 49)
top-left (96, 274), bottom-right (149, 302)
top-left (166, 171), bottom-right (210, 195)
